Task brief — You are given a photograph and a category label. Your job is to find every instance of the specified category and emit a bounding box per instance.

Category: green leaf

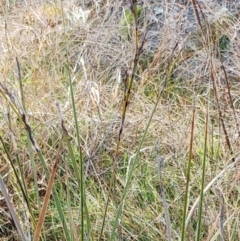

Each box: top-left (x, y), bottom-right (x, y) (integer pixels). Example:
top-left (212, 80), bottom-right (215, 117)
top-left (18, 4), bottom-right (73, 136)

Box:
top-left (120, 5), bottom-right (143, 39)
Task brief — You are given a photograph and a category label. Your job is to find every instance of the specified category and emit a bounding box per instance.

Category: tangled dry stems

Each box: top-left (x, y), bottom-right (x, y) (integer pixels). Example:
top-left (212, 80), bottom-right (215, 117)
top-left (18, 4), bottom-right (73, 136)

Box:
top-left (0, 0), bottom-right (240, 240)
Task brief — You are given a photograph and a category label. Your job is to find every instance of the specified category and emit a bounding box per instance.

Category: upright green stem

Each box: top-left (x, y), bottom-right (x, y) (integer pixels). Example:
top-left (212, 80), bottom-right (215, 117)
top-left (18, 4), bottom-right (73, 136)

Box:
top-left (181, 104), bottom-right (195, 241)
top-left (196, 104), bottom-right (208, 240)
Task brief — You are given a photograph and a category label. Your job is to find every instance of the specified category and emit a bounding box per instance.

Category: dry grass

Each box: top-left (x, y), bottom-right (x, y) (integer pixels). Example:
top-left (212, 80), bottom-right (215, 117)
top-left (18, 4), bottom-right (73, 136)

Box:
top-left (0, 0), bottom-right (240, 240)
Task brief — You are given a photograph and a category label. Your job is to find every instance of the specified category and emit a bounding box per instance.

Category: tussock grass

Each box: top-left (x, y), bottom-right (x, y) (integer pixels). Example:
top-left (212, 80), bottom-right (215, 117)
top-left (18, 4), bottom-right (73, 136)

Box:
top-left (0, 0), bottom-right (240, 240)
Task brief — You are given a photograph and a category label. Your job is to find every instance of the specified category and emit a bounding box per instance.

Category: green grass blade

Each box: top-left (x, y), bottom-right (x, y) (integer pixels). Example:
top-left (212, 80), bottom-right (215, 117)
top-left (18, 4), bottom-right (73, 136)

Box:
top-left (0, 137), bottom-right (35, 222)
top-left (109, 73), bottom-right (172, 240)
top-left (196, 103), bottom-right (208, 240)
top-left (156, 150), bottom-right (172, 241)
top-left (59, 0), bottom-right (90, 237)
top-left (16, 57), bottom-right (40, 208)
top-left (181, 103), bottom-right (195, 241)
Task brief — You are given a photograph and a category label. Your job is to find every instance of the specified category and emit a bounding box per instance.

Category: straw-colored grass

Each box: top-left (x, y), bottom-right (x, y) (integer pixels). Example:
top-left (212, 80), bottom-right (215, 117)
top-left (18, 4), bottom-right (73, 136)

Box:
top-left (0, 0), bottom-right (240, 240)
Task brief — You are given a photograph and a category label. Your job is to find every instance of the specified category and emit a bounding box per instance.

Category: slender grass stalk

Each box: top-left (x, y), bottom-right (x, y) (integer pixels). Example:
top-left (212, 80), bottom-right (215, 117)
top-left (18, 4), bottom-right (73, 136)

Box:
top-left (181, 103), bottom-right (195, 241)
top-left (219, 192), bottom-right (225, 241)
top-left (0, 137), bottom-right (38, 238)
top-left (28, 137), bottom-right (40, 206)
top-left (66, 174), bottom-right (79, 241)
top-left (0, 176), bottom-right (27, 241)
top-left (0, 137), bottom-right (32, 215)
top-left (4, 87), bottom-right (71, 240)
top-left (33, 159), bottom-right (59, 241)
top-left (16, 57), bottom-right (40, 207)
top-left (15, 154), bottom-right (34, 220)
top-left (0, 80), bottom-right (39, 236)
top-left (61, 122), bottom-right (85, 238)
top-left (156, 150), bottom-right (172, 241)
top-left (59, 1), bottom-right (91, 238)
top-left (219, 57), bottom-right (240, 136)
top-left (109, 77), bottom-right (166, 240)
top-left (210, 58), bottom-right (234, 161)
top-left (196, 103), bottom-right (208, 241)
top-left (65, 71), bottom-right (90, 239)
top-left (109, 41), bottom-right (179, 240)
top-left (16, 57), bottom-right (25, 111)
top-left (99, 2), bottom-right (144, 239)
top-left (12, 87), bottom-right (71, 240)
top-left (37, 151), bottom-right (71, 241)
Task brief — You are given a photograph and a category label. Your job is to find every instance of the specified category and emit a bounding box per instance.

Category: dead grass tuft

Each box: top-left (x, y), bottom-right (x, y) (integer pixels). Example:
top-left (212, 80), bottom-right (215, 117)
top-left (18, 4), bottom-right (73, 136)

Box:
top-left (0, 0), bottom-right (240, 240)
